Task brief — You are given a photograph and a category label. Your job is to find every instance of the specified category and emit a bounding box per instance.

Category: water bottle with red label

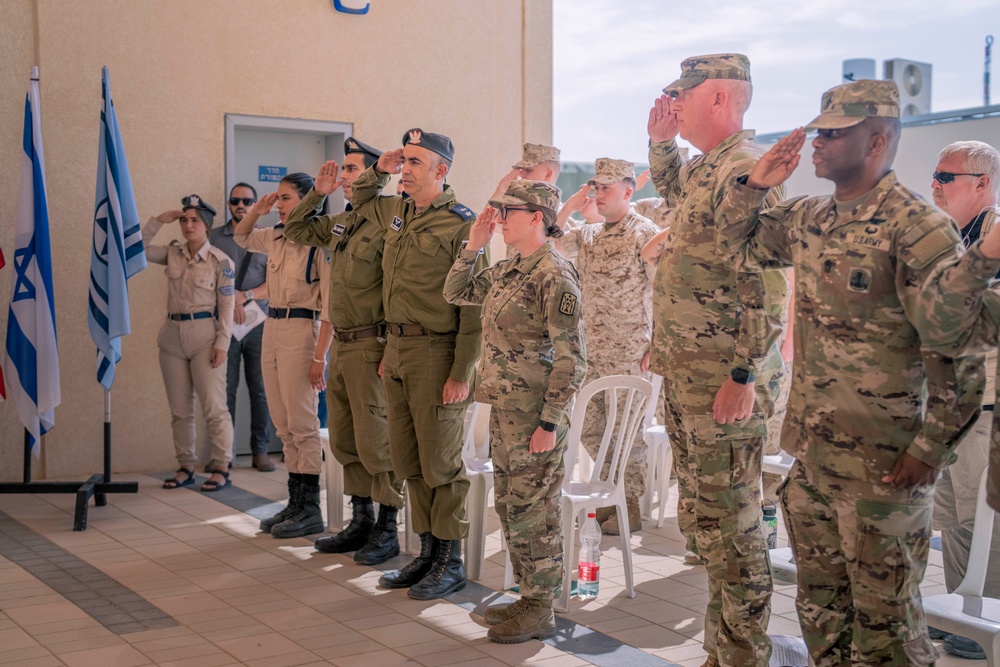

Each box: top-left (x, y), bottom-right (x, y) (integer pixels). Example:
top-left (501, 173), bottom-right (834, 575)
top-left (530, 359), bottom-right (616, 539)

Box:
top-left (578, 512), bottom-right (602, 600)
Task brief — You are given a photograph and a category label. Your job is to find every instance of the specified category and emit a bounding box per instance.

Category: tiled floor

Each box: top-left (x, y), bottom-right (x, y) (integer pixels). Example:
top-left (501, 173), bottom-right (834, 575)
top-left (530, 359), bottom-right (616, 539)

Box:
top-left (0, 457), bottom-right (986, 667)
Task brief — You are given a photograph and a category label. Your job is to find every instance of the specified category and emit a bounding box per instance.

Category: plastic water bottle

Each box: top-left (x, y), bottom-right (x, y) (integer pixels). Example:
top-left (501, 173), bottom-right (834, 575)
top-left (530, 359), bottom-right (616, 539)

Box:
top-left (762, 501), bottom-right (778, 550)
top-left (578, 512), bottom-right (602, 600)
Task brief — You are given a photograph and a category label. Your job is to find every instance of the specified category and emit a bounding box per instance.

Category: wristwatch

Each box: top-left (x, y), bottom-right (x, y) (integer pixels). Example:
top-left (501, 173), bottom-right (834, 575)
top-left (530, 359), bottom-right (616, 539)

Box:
top-left (244, 290), bottom-right (254, 301)
top-left (730, 368), bottom-right (756, 385)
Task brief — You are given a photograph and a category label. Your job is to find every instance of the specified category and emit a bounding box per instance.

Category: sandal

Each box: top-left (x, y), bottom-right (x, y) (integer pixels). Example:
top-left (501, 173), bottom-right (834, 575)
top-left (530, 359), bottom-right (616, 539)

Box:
top-left (201, 470), bottom-right (231, 492)
top-left (163, 468), bottom-right (195, 489)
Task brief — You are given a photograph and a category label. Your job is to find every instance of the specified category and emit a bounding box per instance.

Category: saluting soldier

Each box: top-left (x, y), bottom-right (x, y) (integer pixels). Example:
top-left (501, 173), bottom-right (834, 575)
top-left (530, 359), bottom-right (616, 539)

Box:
top-left (283, 137), bottom-right (407, 566)
top-left (234, 173), bottom-right (329, 539)
top-left (144, 195), bottom-right (235, 493)
top-left (350, 128), bottom-right (486, 600)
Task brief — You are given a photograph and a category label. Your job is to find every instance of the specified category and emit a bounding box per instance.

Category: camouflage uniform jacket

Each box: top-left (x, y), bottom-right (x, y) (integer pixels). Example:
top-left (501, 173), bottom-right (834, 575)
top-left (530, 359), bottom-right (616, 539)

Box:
top-left (283, 190), bottom-right (385, 331)
top-left (631, 197), bottom-right (672, 229)
top-left (560, 209), bottom-right (659, 375)
top-left (350, 165), bottom-right (486, 383)
top-left (443, 242), bottom-right (587, 425)
top-left (718, 171), bottom-right (973, 482)
top-left (648, 131), bottom-right (786, 387)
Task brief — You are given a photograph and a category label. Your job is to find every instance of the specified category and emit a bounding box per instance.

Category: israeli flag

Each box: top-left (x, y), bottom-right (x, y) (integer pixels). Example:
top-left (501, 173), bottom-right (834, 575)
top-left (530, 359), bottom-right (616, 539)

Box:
top-left (89, 66), bottom-right (146, 391)
top-left (2, 66), bottom-right (61, 452)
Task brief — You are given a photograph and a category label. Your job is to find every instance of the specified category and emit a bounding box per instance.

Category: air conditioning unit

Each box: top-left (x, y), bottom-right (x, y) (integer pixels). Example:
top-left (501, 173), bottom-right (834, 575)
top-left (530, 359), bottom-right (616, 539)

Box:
top-left (883, 58), bottom-right (932, 117)
top-left (843, 58), bottom-right (876, 84)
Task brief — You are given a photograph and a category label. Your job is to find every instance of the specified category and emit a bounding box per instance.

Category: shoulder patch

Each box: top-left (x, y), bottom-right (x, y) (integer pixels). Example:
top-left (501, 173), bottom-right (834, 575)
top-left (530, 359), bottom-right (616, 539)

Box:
top-left (391, 216), bottom-right (403, 232)
top-left (222, 267), bottom-right (235, 279)
top-left (332, 223), bottom-right (346, 236)
top-left (219, 285), bottom-right (235, 296)
top-left (558, 292), bottom-right (578, 316)
top-left (450, 203), bottom-right (476, 221)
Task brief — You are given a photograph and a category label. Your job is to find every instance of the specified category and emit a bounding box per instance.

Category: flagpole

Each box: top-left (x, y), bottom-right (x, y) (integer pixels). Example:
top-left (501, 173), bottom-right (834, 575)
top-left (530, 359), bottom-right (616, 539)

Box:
top-left (103, 390), bottom-right (111, 482)
top-left (23, 430), bottom-right (31, 484)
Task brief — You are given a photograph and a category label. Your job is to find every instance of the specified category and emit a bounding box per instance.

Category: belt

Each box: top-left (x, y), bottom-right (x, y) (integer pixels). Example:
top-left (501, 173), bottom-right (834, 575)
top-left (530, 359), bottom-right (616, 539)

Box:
top-left (168, 312), bottom-right (213, 321)
top-left (335, 324), bottom-right (386, 343)
top-left (386, 322), bottom-right (431, 337)
top-left (268, 307), bottom-right (319, 320)
top-left (985, 405), bottom-right (995, 412)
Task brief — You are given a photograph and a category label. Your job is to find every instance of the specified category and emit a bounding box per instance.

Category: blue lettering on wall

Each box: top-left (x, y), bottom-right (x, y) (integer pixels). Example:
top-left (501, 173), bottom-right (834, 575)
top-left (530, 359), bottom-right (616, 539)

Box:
top-left (258, 166), bottom-right (288, 182)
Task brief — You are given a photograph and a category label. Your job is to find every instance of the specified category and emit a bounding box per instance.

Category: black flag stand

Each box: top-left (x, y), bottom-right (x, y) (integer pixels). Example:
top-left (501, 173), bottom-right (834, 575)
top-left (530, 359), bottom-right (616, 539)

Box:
top-left (0, 390), bottom-right (138, 530)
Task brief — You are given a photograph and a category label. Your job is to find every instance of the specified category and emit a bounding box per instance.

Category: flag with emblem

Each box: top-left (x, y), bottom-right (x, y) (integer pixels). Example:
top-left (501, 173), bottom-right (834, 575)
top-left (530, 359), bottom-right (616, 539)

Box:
top-left (2, 66), bottom-right (60, 453)
top-left (89, 66), bottom-right (146, 391)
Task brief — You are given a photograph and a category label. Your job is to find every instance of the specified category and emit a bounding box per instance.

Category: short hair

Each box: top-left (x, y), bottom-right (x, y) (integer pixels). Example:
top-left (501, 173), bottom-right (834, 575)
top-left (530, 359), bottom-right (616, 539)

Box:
top-left (718, 79), bottom-right (753, 116)
top-left (361, 152), bottom-right (378, 169)
top-left (939, 141), bottom-right (1000, 196)
top-left (230, 181), bottom-right (257, 199)
top-left (434, 154), bottom-right (452, 176)
top-left (867, 117), bottom-right (901, 161)
top-left (622, 177), bottom-right (637, 190)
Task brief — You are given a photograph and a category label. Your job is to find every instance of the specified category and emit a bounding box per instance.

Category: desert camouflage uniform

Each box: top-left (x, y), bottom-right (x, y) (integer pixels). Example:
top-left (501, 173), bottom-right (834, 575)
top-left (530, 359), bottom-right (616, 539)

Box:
top-left (561, 208), bottom-right (659, 505)
top-left (649, 129), bottom-right (786, 667)
top-left (718, 170), bottom-right (974, 666)
top-left (444, 241), bottom-right (586, 601)
top-left (631, 197), bottom-right (672, 230)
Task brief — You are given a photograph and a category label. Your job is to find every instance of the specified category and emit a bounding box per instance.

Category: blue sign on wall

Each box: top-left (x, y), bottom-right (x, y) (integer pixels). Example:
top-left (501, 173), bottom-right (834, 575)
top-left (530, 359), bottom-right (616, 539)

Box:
top-left (333, 0), bottom-right (369, 15)
top-left (259, 166), bottom-right (287, 182)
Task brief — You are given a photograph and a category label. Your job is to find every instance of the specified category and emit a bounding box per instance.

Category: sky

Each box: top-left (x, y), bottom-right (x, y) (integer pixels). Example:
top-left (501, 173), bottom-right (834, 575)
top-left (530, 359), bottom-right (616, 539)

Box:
top-left (553, 0), bottom-right (999, 163)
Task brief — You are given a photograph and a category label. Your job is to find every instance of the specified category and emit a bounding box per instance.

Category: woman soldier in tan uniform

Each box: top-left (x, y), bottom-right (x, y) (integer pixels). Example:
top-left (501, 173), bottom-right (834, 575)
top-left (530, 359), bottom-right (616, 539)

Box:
top-left (144, 195), bottom-right (235, 492)
top-left (235, 173), bottom-right (329, 539)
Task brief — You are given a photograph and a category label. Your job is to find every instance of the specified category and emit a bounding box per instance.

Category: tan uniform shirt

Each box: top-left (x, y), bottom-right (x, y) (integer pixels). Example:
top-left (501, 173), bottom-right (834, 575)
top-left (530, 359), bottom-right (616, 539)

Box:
top-left (142, 217), bottom-right (234, 352)
top-left (234, 226), bottom-right (328, 320)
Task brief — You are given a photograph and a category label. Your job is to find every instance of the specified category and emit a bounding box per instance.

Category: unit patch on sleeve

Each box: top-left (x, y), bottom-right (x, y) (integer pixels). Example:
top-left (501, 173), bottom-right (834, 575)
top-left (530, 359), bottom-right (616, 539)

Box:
top-left (332, 223), bottom-right (346, 236)
top-left (559, 292), bottom-right (578, 316)
top-left (391, 216), bottom-right (403, 232)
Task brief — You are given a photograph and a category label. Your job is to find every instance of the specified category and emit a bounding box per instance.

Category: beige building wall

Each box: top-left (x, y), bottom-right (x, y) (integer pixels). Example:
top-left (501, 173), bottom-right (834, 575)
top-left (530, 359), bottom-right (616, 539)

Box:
top-left (0, 0), bottom-right (553, 479)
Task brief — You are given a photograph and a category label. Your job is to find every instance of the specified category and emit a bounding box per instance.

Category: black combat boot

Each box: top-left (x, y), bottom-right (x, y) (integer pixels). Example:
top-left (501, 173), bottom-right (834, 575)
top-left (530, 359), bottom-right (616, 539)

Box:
top-left (271, 479), bottom-right (325, 539)
top-left (378, 532), bottom-right (437, 588)
top-left (314, 496), bottom-right (375, 553)
top-left (260, 475), bottom-right (301, 533)
top-left (407, 538), bottom-right (467, 600)
top-left (353, 505), bottom-right (400, 565)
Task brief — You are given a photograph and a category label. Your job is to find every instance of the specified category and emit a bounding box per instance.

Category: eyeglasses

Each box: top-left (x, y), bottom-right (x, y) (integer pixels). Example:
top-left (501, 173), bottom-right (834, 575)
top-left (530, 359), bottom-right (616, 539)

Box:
top-left (498, 206), bottom-right (533, 220)
top-left (932, 171), bottom-right (984, 185)
top-left (229, 197), bottom-right (256, 206)
top-left (816, 128), bottom-right (849, 140)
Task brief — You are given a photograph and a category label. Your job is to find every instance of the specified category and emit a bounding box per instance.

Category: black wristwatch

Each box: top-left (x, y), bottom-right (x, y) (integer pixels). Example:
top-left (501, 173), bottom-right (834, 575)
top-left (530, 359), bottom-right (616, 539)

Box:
top-left (730, 368), bottom-right (756, 385)
top-left (539, 420), bottom-right (557, 432)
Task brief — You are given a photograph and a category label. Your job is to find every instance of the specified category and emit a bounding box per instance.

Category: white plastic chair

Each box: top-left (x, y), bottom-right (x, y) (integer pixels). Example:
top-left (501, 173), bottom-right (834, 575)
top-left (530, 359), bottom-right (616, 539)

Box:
top-left (462, 402), bottom-right (495, 580)
top-left (763, 451), bottom-right (797, 584)
top-left (640, 374), bottom-right (674, 528)
top-left (762, 450), bottom-right (795, 478)
top-left (923, 466), bottom-right (1000, 666)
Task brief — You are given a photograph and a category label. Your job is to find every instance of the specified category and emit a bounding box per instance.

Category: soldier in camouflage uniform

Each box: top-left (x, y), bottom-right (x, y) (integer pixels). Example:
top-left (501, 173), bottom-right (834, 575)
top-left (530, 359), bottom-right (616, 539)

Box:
top-left (350, 129), bottom-right (487, 600)
top-left (557, 158), bottom-right (659, 535)
top-left (719, 80), bottom-right (977, 667)
top-left (646, 54), bottom-right (786, 667)
top-left (444, 180), bottom-right (586, 644)
top-left (491, 143), bottom-right (562, 260)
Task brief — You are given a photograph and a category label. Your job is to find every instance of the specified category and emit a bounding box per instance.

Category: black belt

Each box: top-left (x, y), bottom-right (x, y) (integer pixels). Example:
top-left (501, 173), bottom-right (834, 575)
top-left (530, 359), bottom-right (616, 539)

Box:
top-left (335, 325), bottom-right (386, 343)
top-left (268, 307), bottom-right (319, 320)
top-left (387, 322), bottom-right (431, 337)
top-left (984, 405), bottom-right (995, 412)
top-left (168, 312), bottom-right (212, 321)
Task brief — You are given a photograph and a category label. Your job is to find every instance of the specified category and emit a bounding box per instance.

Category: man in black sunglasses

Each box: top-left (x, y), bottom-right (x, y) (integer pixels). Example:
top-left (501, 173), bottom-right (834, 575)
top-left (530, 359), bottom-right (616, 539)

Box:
top-left (208, 182), bottom-right (274, 472)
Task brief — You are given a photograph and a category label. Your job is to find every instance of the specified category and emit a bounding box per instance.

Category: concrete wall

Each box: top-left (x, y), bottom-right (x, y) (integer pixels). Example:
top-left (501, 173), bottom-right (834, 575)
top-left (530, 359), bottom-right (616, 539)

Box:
top-left (0, 0), bottom-right (553, 479)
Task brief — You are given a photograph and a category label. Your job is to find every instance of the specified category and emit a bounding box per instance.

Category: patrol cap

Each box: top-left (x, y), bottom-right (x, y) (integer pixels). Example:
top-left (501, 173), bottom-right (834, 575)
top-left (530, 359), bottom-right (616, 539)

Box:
top-left (490, 180), bottom-right (564, 238)
top-left (805, 79), bottom-right (900, 130)
top-left (344, 136), bottom-right (383, 161)
top-left (588, 158), bottom-right (636, 185)
top-left (513, 143), bottom-right (561, 169)
top-left (402, 128), bottom-right (455, 162)
top-left (662, 53), bottom-right (751, 97)
top-left (181, 194), bottom-right (216, 226)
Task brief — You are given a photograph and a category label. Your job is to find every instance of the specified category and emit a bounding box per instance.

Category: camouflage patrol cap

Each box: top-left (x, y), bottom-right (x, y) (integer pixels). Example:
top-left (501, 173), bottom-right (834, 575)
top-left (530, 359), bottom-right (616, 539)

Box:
top-left (513, 143), bottom-right (561, 169)
top-left (806, 79), bottom-right (900, 130)
top-left (402, 128), bottom-right (455, 162)
top-left (588, 158), bottom-right (636, 185)
top-left (662, 53), bottom-right (751, 96)
top-left (344, 136), bottom-right (382, 161)
top-left (489, 179), bottom-right (561, 213)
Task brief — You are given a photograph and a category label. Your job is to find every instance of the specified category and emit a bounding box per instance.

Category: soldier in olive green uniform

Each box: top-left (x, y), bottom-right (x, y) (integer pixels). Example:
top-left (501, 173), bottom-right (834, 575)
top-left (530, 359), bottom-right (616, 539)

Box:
top-left (283, 137), bottom-right (406, 565)
top-left (444, 180), bottom-right (586, 644)
top-left (350, 129), bottom-right (486, 600)
top-left (144, 196), bottom-right (235, 492)
top-left (647, 54), bottom-right (786, 667)
top-left (719, 80), bottom-right (976, 667)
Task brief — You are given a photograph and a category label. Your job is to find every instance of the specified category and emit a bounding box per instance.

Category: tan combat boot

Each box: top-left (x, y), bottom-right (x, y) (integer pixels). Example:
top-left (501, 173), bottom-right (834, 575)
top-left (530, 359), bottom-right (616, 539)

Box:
top-left (483, 597), bottom-right (528, 625)
top-left (601, 497), bottom-right (641, 535)
top-left (487, 598), bottom-right (556, 644)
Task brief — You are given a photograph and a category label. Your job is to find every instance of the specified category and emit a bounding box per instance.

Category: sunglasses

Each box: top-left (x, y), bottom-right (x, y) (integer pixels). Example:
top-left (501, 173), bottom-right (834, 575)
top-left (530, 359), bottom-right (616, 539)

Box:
top-left (498, 206), bottom-right (533, 220)
top-left (932, 171), bottom-right (984, 185)
top-left (229, 197), bottom-right (256, 206)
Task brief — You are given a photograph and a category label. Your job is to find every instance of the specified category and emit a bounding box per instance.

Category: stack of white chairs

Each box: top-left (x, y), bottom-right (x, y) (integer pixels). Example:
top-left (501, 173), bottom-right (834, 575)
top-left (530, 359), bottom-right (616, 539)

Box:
top-left (462, 402), bottom-right (495, 580)
top-left (640, 374), bottom-right (673, 528)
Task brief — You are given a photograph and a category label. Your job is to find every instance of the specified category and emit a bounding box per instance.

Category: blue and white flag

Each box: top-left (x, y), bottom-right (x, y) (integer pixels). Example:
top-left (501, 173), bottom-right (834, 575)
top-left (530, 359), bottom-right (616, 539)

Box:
top-left (89, 66), bottom-right (146, 391)
top-left (2, 66), bottom-right (60, 453)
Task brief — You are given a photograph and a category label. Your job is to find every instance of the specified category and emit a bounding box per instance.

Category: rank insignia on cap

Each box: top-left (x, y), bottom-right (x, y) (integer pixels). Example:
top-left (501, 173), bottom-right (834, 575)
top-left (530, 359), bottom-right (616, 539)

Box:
top-left (332, 223), bottom-right (346, 236)
top-left (222, 267), bottom-right (235, 279)
top-left (188, 195), bottom-right (200, 206)
top-left (391, 216), bottom-right (403, 232)
top-left (559, 292), bottom-right (578, 316)
top-left (408, 130), bottom-right (422, 145)
top-left (347, 139), bottom-right (359, 150)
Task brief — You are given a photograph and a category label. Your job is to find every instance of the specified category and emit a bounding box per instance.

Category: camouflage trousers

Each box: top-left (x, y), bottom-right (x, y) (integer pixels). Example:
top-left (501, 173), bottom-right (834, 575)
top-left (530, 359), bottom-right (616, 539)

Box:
top-left (490, 408), bottom-right (566, 602)
top-left (762, 359), bottom-right (793, 503)
top-left (991, 414), bottom-right (1000, 512)
top-left (581, 373), bottom-right (647, 504)
top-left (662, 381), bottom-right (772, 667)
top-left (781, 461), bottom-right (938, 666)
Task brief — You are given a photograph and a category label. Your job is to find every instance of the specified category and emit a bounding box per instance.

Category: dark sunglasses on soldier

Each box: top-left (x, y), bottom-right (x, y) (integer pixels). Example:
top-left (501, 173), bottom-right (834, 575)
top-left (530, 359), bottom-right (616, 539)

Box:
top-left (932, 171), bottom-right (984, 185)
top-left (229, 197), bottom-right (256, 206)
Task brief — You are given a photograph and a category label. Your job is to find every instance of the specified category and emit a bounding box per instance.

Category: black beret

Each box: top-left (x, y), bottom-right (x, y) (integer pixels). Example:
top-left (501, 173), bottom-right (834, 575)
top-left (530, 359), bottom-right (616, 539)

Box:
top-left (402, 128), bottom-right (454, 162)
top-left (181, 194), bottom-right (217, 221)
top-left (344, 136), bottom-right (382, 160)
